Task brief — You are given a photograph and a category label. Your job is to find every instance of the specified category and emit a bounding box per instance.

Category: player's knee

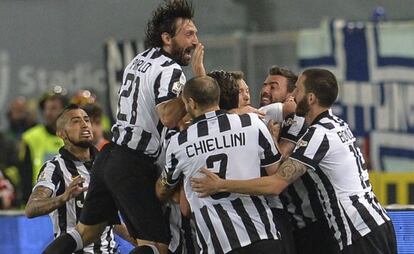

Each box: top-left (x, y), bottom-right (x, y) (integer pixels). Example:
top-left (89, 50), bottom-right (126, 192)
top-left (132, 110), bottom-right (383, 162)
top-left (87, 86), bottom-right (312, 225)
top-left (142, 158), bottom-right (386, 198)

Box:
top-left (129, 245), bottom-right (160, 254)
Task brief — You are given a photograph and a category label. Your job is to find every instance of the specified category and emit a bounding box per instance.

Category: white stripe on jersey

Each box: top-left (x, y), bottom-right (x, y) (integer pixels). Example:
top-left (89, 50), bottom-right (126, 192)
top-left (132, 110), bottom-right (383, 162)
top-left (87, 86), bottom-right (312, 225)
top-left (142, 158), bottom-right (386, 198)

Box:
top-left (164, 111), bottom-right (281, 253)
top-left (290, 110), bottom-right (390, 250)
top-left (111, 47), bottom-right (186, 157)
top-left (34, 151), bottom-right (117, 253)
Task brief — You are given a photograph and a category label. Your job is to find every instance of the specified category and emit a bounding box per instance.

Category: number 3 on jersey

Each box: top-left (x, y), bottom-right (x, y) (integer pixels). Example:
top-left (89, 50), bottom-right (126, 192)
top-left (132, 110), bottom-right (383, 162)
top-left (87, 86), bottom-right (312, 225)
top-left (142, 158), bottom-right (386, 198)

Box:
top-left (117, 72), bottom-right (140, 124)
top-left (207, 153), bottom-right (230, 200)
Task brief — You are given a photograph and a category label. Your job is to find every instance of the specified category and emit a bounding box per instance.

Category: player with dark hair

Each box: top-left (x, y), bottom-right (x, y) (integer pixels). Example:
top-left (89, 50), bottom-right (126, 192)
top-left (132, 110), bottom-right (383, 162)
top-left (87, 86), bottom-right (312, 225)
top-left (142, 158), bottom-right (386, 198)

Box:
top-left (25, 104), bottom-right (122, 253)
top-left (156, 76), bottom-right (284, 253)
top-left (43, 1), bottom-right (202, 254)
top-left (192, 68), bottom-right (397, 254)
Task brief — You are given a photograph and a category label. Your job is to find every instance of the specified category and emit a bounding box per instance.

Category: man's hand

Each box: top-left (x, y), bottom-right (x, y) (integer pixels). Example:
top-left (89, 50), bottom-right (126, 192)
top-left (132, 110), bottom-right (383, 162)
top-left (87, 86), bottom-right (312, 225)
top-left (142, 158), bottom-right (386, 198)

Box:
top-left (62, 176), bottom-right (88, 202)
top-left (190, 168), bottom-right (223, 197)
top-left (267, 120), bottom-right (281, 145)
top-left (191, 43), bottom-right (205, 77)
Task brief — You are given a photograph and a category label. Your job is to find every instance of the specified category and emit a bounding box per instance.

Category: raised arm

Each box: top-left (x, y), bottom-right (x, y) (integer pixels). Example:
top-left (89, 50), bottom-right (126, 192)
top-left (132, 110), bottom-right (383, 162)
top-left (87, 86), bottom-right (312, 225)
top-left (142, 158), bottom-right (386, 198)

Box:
top-left (25, 176), bottom-right (87, 218)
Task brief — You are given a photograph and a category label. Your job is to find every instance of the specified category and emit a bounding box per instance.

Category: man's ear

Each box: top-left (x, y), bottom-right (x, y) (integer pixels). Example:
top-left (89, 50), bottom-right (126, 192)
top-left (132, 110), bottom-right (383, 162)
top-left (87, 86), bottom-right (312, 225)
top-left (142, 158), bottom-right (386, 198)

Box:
top-left (188, 97), bottom-right (196, 111)
top-left (308, 92), bottom-right (316, 105)
top-left (56, 129), bottom-right (65, 140)
top-left (161, 32), bottom-right (172, 47)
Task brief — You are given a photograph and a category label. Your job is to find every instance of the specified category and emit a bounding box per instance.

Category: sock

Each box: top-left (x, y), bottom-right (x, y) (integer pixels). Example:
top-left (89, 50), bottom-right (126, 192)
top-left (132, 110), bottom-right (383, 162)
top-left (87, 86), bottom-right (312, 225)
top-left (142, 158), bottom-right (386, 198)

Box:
top-left (42, 233), bottom-right (77, 254)
top-left (129, 244), bottom-right (160, 254)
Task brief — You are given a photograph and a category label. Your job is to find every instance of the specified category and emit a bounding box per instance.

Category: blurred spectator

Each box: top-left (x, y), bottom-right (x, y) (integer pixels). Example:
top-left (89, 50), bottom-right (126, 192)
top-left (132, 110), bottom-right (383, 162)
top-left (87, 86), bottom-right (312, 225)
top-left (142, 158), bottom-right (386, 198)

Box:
top-left (71, 89), bottom-right (111, 133)
top-left (0, 132), bottom-right (19, 208)
top-left (20, 90), bottom-right (68, 204)
top-left (81, 103), bottom-right (110, 151)
top-left (6, 96), bottom-right (37, 141)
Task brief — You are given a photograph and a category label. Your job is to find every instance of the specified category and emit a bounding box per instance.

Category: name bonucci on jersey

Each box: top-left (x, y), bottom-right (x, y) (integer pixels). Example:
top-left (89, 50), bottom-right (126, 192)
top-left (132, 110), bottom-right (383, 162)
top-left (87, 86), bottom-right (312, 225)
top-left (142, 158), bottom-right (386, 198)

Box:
top-left (111, 47), bottom-right (186, 158)
top-left (290, 111), bottom-right (390, 250)
top-left (164, 111), bottom-right (281, 253)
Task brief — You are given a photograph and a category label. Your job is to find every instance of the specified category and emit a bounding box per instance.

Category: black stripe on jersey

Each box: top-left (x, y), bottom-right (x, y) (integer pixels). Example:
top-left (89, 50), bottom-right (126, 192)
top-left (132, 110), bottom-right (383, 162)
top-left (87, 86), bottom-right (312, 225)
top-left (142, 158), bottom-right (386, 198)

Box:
top-left (63, 159), bottom-right (84, 222)
top-left (213, 203), bottom-right (242, 250)
top-left (121, 127), bottom-right (133, 146)
top-left (178, 129), bottom-right (188, 145)
top-left (317, 122), bottom-right (335, 130)
top-left (285, 185), bottom-right (309, 225)
top-left (258, 129), bottom-right (280, 166)
top-left (51, 161), bottom-right (67, 234)
top-left (154, 73), bottom-right (163, 104)
top-left (371, 195), bottom-right (389, 222)
top-left (150, 49), bottom-right (163, 59)
top-left (182, 216), bottom-right (196, 254)
top-left (141, 48), bottom-right (151, 57)
top-left (349, 143), bottom-right (367, 189)
top-left (312, 134), bottom-right (329, 164)
top-left (105, 226), bottom-right (114, 253)
top-left (251, 196), bottom-right (274, 239)
top-left (340, 203), bottom-right (362, 241)
top-left (161, 60), bottom-right (176, 67)
top-left (231, 198), bottom-right (261, 243)
top-left (112, 125), bottom-right (120, 143)
top-left (315, 169), bottom-right (349, 249)
top-left (293, 127), bottom-right (316, 157)
top-left (197, 120), bottom-right (209, 138)
top-left (200, 206), bottom-right (224, 254)
top-left (156, 69), bottom-right (183, 105)
top-left (136, 130), bottom-right (152, 152)
top-left (166, 153), bottom-right (180, 186)
top-left (349, 195), bottom-right (378, 232)
top-left (301, 173), bottom-right (325, 220)
top-left (93, 237), bottom-right (103, 254)
top-left (218, 114), bottom-right (231, 133)
top-left (156, 120), bottom-right (164, 136)
top-left (37, 163), bottom-right (49, 182)
top-left (326, 114), bottom-right (345, 126)
top-left (192, 213), bottom-right (208, 253)
top-left (238, 114), bottom-right (251, 127)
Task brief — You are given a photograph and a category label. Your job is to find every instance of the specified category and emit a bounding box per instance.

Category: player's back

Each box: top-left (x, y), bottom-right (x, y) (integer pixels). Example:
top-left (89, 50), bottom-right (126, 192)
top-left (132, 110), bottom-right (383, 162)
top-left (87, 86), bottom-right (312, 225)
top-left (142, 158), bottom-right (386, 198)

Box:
top-left (112, 47), bottom-right (186, 155)
top-left (166, 110), bottom-right (281, 253)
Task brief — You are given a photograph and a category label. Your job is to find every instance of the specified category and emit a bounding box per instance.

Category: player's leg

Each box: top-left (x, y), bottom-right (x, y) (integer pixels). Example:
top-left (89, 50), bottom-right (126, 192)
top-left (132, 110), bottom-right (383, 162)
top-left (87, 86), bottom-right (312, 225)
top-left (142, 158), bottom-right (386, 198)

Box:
top-left (104, 145), bottom-right (170, 254)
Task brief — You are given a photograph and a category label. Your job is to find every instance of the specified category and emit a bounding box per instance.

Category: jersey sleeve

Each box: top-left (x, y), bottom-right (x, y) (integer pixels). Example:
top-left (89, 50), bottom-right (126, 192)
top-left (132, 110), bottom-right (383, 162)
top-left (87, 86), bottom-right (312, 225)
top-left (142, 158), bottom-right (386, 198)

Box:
top-left (154, 67), bottom-right (186, 106)
top-left (290, 127), bottom-right (330, 171)
top-left (253, 114), bottom-right (282, 167)
top-left (280, 114), bottom-right (307, 144)
top-left (162, 136), bottom-right (184, 188)
top-left (259, 102), bottom-right (284, 125)
top-left (33, 161), bottom-right (59, 192)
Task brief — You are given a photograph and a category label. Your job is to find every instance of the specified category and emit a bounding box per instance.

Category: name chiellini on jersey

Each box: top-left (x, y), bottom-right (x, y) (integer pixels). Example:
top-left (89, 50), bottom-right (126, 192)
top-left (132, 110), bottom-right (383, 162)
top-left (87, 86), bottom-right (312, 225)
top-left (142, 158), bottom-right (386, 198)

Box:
top-left (111, 47), bottom-right (186, 158)
top-left (290, 111), bottom-right (391, 250)
top-left (163, 111), bottom-right (282, 253)
top-left (35, 148), bottom-right (118, 253)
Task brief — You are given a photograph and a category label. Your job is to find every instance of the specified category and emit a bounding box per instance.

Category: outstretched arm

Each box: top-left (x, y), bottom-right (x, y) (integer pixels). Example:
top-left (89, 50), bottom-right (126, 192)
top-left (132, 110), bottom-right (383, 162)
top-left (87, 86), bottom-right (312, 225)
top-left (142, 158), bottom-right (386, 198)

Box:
top-left (25, 176), bottom-right (88, 218)
top-left (191, 158), bottom-right (307, 197)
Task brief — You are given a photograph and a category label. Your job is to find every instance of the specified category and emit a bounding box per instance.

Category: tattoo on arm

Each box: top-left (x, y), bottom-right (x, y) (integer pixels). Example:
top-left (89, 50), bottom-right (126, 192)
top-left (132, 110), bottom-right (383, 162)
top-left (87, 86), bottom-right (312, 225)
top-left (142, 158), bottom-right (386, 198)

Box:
top-left (275, 158), bottom-right (307, 184)
top-left (25, 186), bottom-right (64, 218)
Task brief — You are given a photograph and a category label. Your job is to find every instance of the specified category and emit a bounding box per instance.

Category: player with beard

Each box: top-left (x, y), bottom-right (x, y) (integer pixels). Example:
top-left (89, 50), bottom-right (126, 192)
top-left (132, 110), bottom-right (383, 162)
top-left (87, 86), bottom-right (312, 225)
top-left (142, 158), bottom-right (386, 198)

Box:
top-left (25, 104), bottom-right (123, 253)
top-left (43, 1), bottom-right (202, 254)
top-left (192, 68), bottom-right (397, 254)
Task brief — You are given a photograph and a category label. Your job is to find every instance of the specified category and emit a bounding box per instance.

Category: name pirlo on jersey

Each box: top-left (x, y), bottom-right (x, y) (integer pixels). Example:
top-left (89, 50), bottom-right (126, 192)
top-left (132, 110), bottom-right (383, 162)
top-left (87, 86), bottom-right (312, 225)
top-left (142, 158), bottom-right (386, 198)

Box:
top-left (290, 111), bottom-right (390, 250)
top-left (164, 111), bottom-right (281, 253)
top-left (111, 47), bottom-right (186, 157)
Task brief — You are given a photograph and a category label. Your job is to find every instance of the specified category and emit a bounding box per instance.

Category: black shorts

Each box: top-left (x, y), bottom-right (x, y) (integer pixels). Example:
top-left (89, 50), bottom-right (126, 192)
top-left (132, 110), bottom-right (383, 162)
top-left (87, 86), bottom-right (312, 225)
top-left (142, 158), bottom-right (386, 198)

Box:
top-left (293, 220), bottom-right (340, 254)
top-left (271, 208), bottom-right (297, 254)
top-left (342, 220), bottom-right (397, 254)
top-left (80, 143), bottom-right (169, 244)
top-left (228, 239), bottom-right (283, 254)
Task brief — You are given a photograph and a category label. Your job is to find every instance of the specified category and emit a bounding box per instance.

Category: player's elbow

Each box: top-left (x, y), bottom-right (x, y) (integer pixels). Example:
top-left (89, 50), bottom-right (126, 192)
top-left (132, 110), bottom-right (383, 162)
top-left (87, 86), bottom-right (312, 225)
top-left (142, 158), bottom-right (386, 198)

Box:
top-left (24, 206), bottom-right (37, 218)
top-left (159, 115), bottom-right (178, 129)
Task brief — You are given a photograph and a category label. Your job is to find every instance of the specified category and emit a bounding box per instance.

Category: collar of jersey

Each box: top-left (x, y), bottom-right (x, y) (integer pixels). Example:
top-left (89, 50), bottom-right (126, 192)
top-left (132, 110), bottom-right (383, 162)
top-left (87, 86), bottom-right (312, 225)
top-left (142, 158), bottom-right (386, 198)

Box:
top-left (192, 110), bottom-right (227, 124)
top-left (59, 146), bottom-right (98, 163)
top-left (310, 110), bottom-right (331, 126)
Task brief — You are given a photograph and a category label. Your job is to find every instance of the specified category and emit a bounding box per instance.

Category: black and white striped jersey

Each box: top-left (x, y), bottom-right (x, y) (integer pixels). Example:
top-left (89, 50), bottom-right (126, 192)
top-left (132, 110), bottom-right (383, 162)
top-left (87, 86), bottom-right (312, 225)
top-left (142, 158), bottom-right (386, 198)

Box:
top-left (34, 148), bottom-right (118, 254)
top-left (290, 110), bottom-right (390, 250)
top-left (163, 110), bottom-right (281, 253)
top-left (111, 47), bottom-right (186, 158)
